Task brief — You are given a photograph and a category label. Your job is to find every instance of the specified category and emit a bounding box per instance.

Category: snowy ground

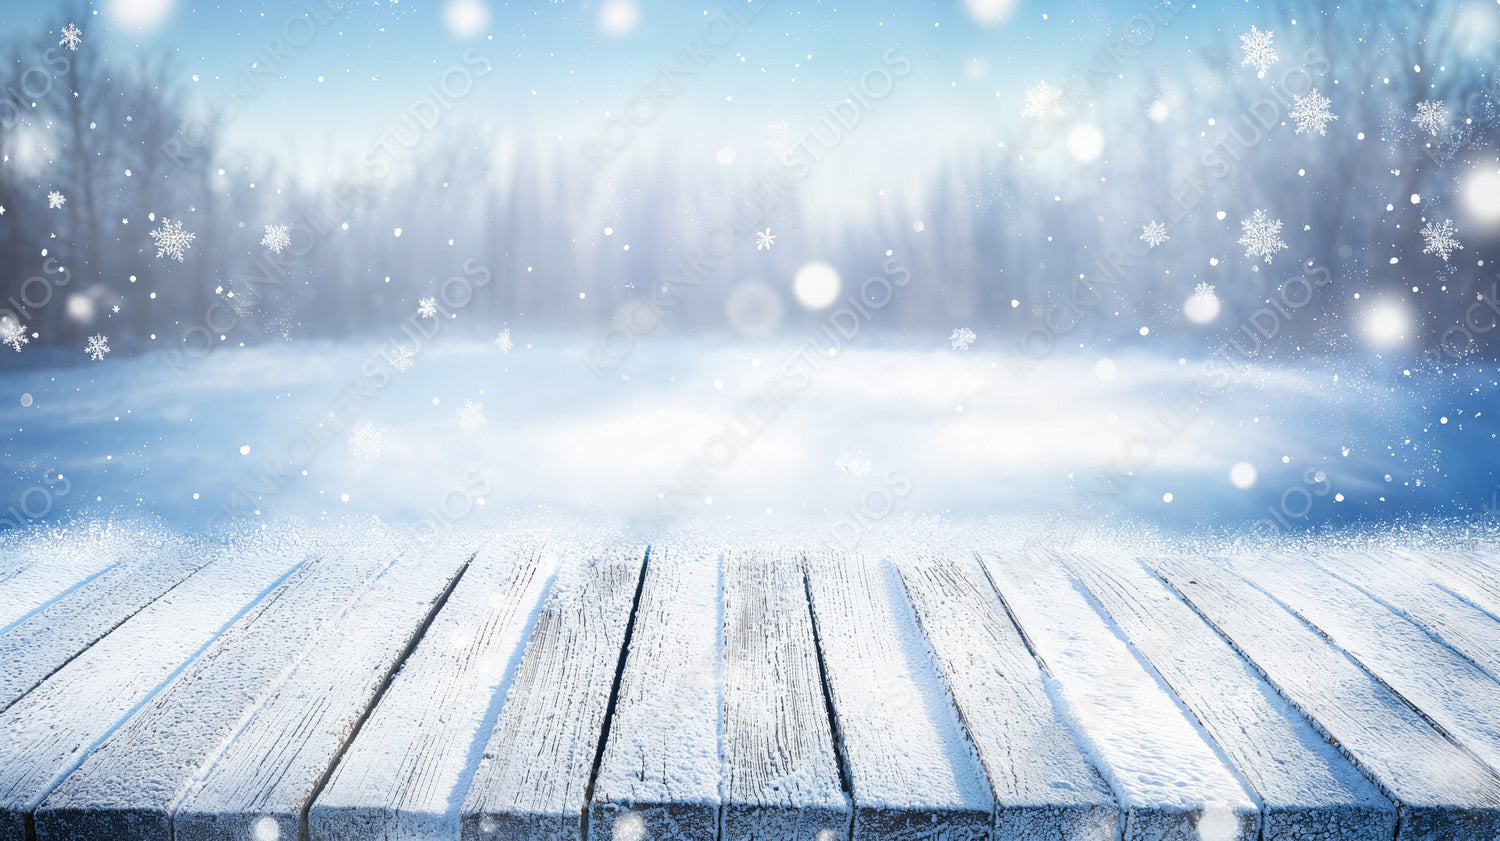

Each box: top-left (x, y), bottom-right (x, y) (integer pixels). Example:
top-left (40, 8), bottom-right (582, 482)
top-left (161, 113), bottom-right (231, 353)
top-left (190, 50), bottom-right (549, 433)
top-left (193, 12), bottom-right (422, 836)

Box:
top-left (2, 336), bottom-right (1497, 537)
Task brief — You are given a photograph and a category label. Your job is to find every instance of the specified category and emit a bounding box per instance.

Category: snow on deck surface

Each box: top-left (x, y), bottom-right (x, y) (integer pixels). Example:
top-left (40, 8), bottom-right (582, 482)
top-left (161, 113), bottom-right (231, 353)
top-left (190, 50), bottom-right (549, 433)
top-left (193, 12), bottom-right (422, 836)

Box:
top-left (2, 521), bottom-right (1500, 841)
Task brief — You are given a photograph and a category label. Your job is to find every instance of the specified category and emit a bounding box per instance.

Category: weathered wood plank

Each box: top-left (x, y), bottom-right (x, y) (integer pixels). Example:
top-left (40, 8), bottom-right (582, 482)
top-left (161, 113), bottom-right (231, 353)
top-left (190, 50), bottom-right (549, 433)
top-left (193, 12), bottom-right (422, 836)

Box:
top-left (1063, 552), bottom-right (1396, 841)
top-left (805, 550), bottom-right (992, 841)
top-left (589, 548), bottom-right (722, 841)
top-left (459, 545), bottom-right (646, 841)
top-left (1154, 555), bottom-right (1500, 841)
top-left (33, 531), bottom-right (407, 841)
top-left (0, 535), bottom-right (310, 841)
top-left (895, 553), bottom-right (1118, 841)
top-left (1312, 549), bottom-right (1500, 683)
top-left (0, 523), bottom-right (165, 632)
top-left (170, 536), bottom-right (475, 841)
top-left (722, 550), bottom-right (850, 841)
top-left (980, 550), bottom-right (1258, 841)
top-left (1400, 548), bottom-right (1500, 629)
top-left (0, 543), bottom-right (205, 713)
top-left (308, 541), bottom-right (558, 841)
top-left (1232, 552), bottom-right (1500, 774)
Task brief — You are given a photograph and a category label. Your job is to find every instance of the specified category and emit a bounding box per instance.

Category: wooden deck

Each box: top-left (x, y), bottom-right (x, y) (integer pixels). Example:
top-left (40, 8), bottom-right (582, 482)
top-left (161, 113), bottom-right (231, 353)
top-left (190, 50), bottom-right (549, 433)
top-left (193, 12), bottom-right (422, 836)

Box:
top-left (3, 527), bottom-right (1500, 841)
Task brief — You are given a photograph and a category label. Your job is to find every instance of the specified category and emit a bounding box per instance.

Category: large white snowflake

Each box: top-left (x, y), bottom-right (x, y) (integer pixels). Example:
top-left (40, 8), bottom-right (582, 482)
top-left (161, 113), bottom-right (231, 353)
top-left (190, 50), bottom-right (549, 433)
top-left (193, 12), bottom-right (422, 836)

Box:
top-left (755, 228), bottom-right (776, 251)
top-left (835, 451), bottom-right (872, 478)
top-left (1420, 218), bottom-right (1462, 261)
top-left (59, 23), bottom-right (81, 51)
top-left (457, 400), bottom-right (486, 430)
top-left (47, 191), bottom-right (65, 209)
top-left (389, 344), bottom-right (415, 371)
top-left (85, 333), bottom-right (110, 361)
top-left (1412, 100), bottom-right (1447, 137)
top-left (1239, 26), bottom-right (1279, 77)
top-left (347, 421), bottom-right (383, 460)
top-left (1140, 220), bottom-right (1169, 248)
top-left (1192, 282), bottom-right (1216, 301)
top-left (149, 218), bottom-right (195, 261)
top-left (494, 329), bottom-right (513, 353)
top-left (417, 297), bottom-right (437, 318)
top-left (1290, 89), bottom-right (1338, 135)
top-left (949, 327), bottom-right (976, 350)
top-left (1020, 79), bottom-right (1065, 126)
top-left (260, 223), bottom-right (291, 254)
top-left (1238, 210), bottom-right (1287, 263)
top-left (1, 318), bottom-right (28, 352)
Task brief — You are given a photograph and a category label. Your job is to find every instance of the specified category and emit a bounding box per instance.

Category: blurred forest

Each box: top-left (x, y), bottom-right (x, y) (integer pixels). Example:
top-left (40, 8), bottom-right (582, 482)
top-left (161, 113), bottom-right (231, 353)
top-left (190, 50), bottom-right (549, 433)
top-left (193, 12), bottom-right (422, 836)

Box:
top-left (2, 0), bottom-right (1498, 365)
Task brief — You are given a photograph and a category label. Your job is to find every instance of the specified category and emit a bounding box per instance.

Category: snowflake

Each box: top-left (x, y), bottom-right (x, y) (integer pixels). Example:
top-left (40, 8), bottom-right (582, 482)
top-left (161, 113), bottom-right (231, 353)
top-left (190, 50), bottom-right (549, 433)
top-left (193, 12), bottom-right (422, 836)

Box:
top-left (1, 318), bottom-right (28, 352)
top-left (755, 228), bottom-right (776, 250)
top-left (347, 421), bottom-right (383, 460)
top-left (417, 297), bottom-right (437, 318)
top-left (1192, 282), bottom-right (1216, 300)
top-left (260, 223), bottom-right (291, 254)
top-left (149, 218), bottom-right (196, 261)
top-left (1420, 218), bottom-right (1462, 261)
top-left (1140, 220), bottom-right (1169, 248)
top-left (457, 400), bottom-right (486, 430)
top-left (85, 333), bottom-right (109, 361)
top-left (1020, 79), bottom-right (1065, 126)
top-left (1290, 89), bottom-right (1338, 135)
top-left (1239, 25), bottom-right (1278, 77)
top-left (0, 205), bottom-right (5, 215)
top-left (835, 451), bottom-right (872, 478)
top-left (389, 344), bottom-right (415, 371)
top-left (949, 327), bottom-right (976, 350)
top-left (494, 329), bottom-right (513, 353)
top-left (59, 23), bottom-right (81, 51)
top-left (1412, 100), bottom-right (1447, 137)
top-left (1237, 209), bottom-right (1287, 263)
top-left (47, 191), bottom-right (65, 209)
top-left (766, 119), bottom-right (790, 147)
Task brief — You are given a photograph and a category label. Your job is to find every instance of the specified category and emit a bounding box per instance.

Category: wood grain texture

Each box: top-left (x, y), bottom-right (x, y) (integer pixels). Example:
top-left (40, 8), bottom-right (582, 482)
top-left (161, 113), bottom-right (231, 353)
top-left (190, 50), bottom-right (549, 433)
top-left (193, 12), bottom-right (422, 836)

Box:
top-left (34, 532), bottom-right (404, 841)
top-left (805, 550), bottom-right (992, 841)
top-left (1063, 552), bottom-right (1395, 841)
top-left (170, 537), bottom-right (474, 841)
top-left (721, 550), bottom-right (850, 841)
top-left (0, 537), bottom-right (309, 841)
top-left (895, 553), bottom-right (1118, 841)
top-left (1154, 555), bottom-right (1500, 841)
top-left (981, 550), bottom-right (1258, 841)
top-left (1231, 552), bottom-right (1500, 775)
top-left (459, 546), bottom-right (646, 841)
top-left (0, 523), bottom-right (170, 632)
top-left (308, 540), bottom-right (557, 841)
top-left (589, 548), bottom-right (722, 841)
top-left (0, 545), bottom-right (204, 713)
top-left (1409, 548), bottom-right (1500, 620)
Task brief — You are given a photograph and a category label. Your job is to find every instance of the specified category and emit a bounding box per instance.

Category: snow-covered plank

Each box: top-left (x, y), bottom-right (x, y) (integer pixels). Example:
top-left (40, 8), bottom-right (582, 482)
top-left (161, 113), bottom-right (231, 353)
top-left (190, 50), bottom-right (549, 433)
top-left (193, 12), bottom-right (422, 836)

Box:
top-left (0, 523), bottom-right (168, 632)
top-left (804, 550), bottom-right (992, 841)
top-left (1154, 555), bottom-right (1500, 841)
top-left (308, 540), bottom-right (558, 841)
top-left (1062, 552), bottom-right (1396, 841)
top-left (0, 535), bottom-right (309, 841)
top-left (1405, 548), bottom-right (1500, 626)
top-left (459, 545), bottom-right (646, 841)
top-left (1312, 549), bottom-right (1500, 683)
top-left (979, 550), bottom-right (1258, 841)
top-left (589, 548), bottom-right (722, 841)
top-left (895, 553), bottom-right (1118, 841)
top-left (0, 542), bottom-right (204, 713)
top-left (33, 530), bottom-right (408, 841)
top-left (170, 536), bottom-right (476, 841)
top-left (1231, 552), bottom-right (1500, 775)
top-left (721, 550), bottom-right (850, 841)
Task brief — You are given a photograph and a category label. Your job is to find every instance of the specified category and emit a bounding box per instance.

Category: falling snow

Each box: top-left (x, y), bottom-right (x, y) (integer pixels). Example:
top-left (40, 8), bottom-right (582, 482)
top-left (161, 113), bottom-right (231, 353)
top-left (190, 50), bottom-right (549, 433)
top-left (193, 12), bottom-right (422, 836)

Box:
top-left (1020, 80), bottom-right (1065, 126)
top-left (494, 329), bottom-right (513, 353)
top-left (1290, 89), bottom-right (1338, 135)
top-left (1193, 282), bottom-right (1216, 300)
top-left (149, 218), bottom-right (196, 262)
top-left (1412, 100), bottom-right (1447, 137)
top-left (85, 334), bottom-right (109, 361)
top-left (457, 400), bottom-right (486, 430)
top-left (949, 327), bottom-right (976, 350)
top-left (390, 345), bottom-right (415, 371)
top-left (59, 23), bottom-right (81, 51)
top-left (1141, 220), bottom-right (1169, 248)
top-left (1420, 218), bottom-right (1462, 261)
top-left (47, 191), bottom-right (65, 209)
top-left (347, 421), bottom-right (383, 460)
top-left (260, 223), bottom-right (291, 254)
top-left (755, 228), bottom-right (776, 251)
top-left (835, 451), bottom-right (872, 478)
top-left (1239, 26), bottom-right (1278, 77)
top-left (417, 297), bottom-right (437, 318)
top-left (1, 319), bottom-right (28, 352)
top-left (1238, 210), bottom-right (1287, 263)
